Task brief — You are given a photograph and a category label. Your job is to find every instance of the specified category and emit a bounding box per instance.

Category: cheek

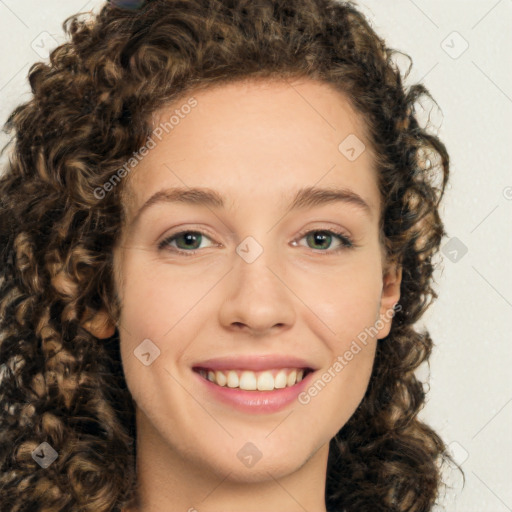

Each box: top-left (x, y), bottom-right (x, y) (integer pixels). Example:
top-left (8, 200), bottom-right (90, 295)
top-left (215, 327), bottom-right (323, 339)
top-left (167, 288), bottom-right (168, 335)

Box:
top-left (310, 342), bottom-right (376, 436)
top-left (333, 336), bottom-right (378, 425)
top-left (293, 259), bottom-right (381, 426)
top-left (116, 254), bottom-right (217, 383)
top-left (116, 249), bottom-right (200, 337)
top-left (297, 256), bottom-right (383, 344)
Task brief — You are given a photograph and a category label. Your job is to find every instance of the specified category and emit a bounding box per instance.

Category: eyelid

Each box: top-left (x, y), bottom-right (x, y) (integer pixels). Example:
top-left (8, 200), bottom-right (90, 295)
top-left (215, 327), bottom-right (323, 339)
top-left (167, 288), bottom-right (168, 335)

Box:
top-left (157, 223), bottom-right (219, 242)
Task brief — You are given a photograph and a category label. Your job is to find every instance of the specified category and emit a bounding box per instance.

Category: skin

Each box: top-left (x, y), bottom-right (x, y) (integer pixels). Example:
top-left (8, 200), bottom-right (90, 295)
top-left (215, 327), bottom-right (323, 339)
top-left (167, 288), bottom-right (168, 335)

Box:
top-left (84, 78), bottom-right (402, 512)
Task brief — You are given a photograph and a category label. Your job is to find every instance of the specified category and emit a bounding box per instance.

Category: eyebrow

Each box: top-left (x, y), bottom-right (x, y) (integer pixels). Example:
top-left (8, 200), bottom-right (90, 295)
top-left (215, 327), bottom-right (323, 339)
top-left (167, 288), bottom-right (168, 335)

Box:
top-left (129, 185), bottom-right (373, 228)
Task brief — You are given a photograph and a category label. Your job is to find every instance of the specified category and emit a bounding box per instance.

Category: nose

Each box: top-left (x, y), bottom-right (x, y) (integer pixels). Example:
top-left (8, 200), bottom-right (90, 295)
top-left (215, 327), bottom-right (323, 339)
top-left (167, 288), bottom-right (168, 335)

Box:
top-left (218, 243), bottom-right (296, 337)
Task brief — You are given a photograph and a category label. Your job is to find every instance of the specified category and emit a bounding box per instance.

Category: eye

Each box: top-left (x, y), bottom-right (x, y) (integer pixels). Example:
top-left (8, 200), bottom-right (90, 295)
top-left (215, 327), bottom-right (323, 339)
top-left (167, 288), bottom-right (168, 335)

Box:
top-left (158, 228), bottom-right (355, 256)
top-left (293, 229), bottom-right (354, 253)
top-left (158, 231), bottom-right (216, 255)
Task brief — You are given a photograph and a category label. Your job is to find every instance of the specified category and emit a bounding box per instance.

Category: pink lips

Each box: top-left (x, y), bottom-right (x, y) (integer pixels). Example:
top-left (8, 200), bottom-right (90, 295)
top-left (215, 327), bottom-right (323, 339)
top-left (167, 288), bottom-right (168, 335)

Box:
top-left (192, 354), bottom-right (316, 372)
top-left (191, 354), bottom-right (317, 414)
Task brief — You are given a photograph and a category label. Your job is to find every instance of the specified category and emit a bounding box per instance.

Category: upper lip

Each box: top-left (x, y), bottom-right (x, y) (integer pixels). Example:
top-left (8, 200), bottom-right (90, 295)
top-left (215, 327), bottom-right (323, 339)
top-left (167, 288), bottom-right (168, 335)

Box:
top-left (192, 354), bottom-right (318, 372)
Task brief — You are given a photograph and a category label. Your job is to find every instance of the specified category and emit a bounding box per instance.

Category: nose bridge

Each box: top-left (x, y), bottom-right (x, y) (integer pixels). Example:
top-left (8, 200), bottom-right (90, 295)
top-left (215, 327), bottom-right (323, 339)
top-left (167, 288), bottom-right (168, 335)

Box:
top-left (218, 232), bottom-right (296, 333)
top-left (237, 236), bottom-right (277, 290)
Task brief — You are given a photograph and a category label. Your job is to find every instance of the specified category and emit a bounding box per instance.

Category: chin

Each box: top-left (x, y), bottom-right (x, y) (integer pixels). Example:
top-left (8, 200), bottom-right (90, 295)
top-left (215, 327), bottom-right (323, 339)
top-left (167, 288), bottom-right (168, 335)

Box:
top-left (214, 457), bottom-right (306, 483)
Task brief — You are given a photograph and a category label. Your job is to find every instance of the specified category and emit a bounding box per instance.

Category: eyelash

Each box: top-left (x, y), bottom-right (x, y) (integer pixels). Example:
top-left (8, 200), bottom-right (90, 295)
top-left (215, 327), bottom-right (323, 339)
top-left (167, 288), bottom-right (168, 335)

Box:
top-left (158, 228), bottom-right (355, 256)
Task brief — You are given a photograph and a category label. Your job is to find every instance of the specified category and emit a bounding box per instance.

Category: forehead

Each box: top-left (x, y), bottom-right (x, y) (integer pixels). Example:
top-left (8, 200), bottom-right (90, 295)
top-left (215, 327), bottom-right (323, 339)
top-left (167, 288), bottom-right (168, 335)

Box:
top-left (151, 77), bottom-right (370, 146)
top-left (122, 77), bottom-right (378, 221)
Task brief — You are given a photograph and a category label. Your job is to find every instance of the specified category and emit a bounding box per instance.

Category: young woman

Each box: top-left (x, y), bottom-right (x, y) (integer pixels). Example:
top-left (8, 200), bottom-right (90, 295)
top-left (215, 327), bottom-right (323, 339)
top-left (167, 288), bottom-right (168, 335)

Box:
top-left (0, 0), bottom-right (461, 510)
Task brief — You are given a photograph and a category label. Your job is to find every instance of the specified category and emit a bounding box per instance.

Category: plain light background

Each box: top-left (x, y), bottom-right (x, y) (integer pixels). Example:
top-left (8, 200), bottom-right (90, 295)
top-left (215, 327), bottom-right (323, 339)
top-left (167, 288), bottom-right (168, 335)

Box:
top-left (0, 1), bottom-right (511, 511)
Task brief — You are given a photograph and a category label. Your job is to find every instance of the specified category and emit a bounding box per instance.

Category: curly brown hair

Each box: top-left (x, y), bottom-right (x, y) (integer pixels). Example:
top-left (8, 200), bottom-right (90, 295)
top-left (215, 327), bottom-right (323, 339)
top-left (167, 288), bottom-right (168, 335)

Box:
top-left (0, 0), bottom-right (463, 510)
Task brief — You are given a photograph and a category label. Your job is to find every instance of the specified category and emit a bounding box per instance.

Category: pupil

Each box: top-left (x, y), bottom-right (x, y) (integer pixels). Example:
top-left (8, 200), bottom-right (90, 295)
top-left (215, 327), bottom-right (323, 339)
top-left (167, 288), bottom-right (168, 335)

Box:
top-left (310, 232), bottom-right (330, 249)
top-left (180, 232), bottom-right (200, 249)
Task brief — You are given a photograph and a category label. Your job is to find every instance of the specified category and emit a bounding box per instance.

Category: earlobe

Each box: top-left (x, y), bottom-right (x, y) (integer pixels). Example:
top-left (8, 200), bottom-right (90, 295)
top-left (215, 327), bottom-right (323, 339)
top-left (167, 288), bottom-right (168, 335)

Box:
top-left (80, 307), bottom-right (116, 339)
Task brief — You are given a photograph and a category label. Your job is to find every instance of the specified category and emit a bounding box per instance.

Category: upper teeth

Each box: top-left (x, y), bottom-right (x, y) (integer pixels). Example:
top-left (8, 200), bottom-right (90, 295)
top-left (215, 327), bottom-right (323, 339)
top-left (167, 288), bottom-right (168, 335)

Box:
top-left (198, 368), bottom-right (306, 390)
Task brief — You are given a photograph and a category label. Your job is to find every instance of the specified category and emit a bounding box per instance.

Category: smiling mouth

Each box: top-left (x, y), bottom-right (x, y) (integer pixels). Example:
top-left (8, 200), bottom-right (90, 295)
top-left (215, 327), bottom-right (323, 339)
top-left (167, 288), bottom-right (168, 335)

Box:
top-left (193, 367), bottom-right (314, 391)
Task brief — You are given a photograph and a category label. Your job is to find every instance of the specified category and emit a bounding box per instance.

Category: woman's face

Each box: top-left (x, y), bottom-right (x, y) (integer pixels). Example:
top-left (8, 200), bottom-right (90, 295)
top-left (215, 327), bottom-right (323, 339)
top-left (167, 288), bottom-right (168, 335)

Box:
top-left (110, 78), bottom-right (401, 483)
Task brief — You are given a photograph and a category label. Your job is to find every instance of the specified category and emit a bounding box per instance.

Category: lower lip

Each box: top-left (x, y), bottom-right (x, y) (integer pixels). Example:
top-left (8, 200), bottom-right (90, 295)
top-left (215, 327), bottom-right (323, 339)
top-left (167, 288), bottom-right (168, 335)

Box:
top-left (193, 370), bottom-right (315, 414)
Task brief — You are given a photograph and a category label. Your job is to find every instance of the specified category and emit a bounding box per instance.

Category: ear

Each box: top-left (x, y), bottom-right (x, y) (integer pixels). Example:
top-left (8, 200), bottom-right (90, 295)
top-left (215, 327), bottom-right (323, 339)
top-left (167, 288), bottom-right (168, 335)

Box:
top-left (376, 262), bottom-right (402, 340)
top-left (80, 307), bottom-right (116, 339)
